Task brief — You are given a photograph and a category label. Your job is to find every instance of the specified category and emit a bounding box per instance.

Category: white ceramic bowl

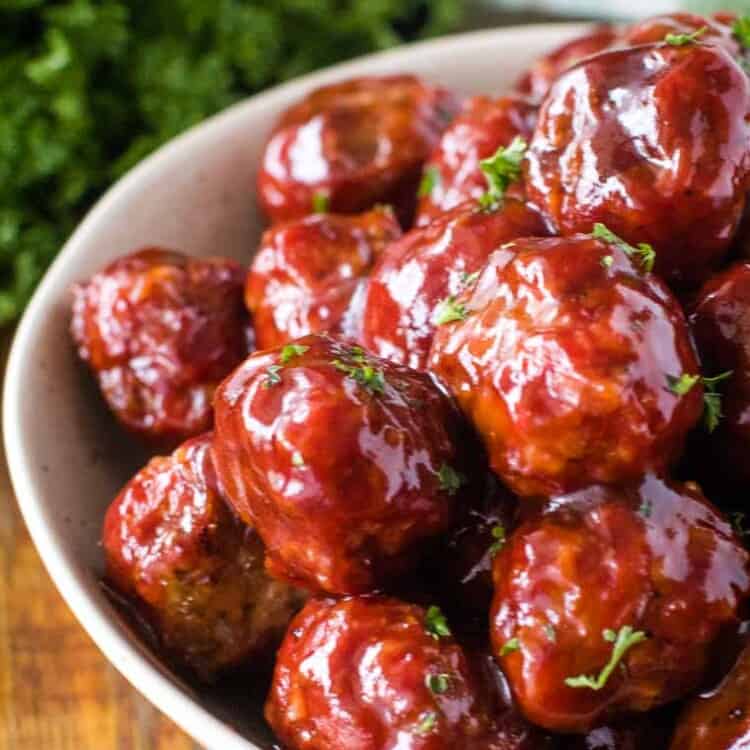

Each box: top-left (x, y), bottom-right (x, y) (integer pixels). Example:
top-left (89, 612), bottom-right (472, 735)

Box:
top-left (4, 23), bottom-right (588, 750)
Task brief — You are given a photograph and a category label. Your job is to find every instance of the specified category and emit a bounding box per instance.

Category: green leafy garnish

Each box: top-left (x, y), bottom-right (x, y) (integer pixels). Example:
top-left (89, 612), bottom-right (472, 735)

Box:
top-left (262, 364), bottom-right (283, 388)
top-left (332, 349), bottom-right (386, 396)
top-left (564, 626), bottom-right (647, 691)
top-left (416, 712), bottom-right (437, 735)
top-left (292, 451), bottom-right (305, 467)
top-left (592, 223), bottom-right (655, 273)
top-left (478, 136), bottom-right (527, 211)
top-left (733, 16), bottom-right (750, 49)
top-left (435, 296), bottom-right (468, 325)
top-left (544, 624), bottom-right (557, 643)
top-left (500, 637), bottom-right (520, 657)
top-left (639, 499), bottom-right (653, 519)
top-left (664, 26), bottom-right (707, 46)
top-left (425, 606), bottom-right (452, 640)
top-left (280, 343), bottom-right (309, 364)
top-left (460, 270), bottom-right (480, 288)
top-left (666, 371), bottom-right (732, 432)
top-left (425, 673), bottom-right (450, 694)
top-left (437, 464), bottom-right (465, 495)
top-left (312, 192), bottom-right (329, 213)
top-left (489, 524), bottom-right (506, 557)
top-left (600, 255), bottom-right (614, 269)
top-left (418, 165), bottom-right (441, 198)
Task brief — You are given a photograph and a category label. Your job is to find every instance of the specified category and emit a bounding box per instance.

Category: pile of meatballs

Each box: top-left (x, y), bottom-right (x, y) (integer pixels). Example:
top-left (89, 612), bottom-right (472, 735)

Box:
top-left (71, 11), bottom-right (750, 750)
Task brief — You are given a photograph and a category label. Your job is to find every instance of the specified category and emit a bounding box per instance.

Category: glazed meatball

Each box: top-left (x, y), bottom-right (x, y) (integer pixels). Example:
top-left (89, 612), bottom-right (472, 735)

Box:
top-left (212, 334), bottom-right (470, 595)
top-left (245, 206), bottom-right (401, 349)
top-left (669, 641), bottom-right (750, 749)
top-left (361, 200), bottom-right (546, 370)
top-left (690, 263), bottom-right (750, 490)
top-left (525, 42), bottom-right (750, 288)
top-left (266, 597), bottom-right (536, 750)
top-left (624, 12), bottom-right (739, 55)
top-left (102, 433), bottom-right (303, 680)
top-left (428, 235), bottom-right (702, 498)
top-left (415, 95), bottom-right (538, 226)
top-left (491, 475), bottom-right (750, 733)
top-left (257, 75), bottom-right (460, 227)
top-left (515, 25), bottom-right (618, 102)
top-left (71, 248), bottom-right (248, 449)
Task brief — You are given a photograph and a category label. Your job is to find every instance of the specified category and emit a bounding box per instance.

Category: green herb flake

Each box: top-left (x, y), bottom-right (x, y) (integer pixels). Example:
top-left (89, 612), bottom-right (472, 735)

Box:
top-left (331, 352), bottom-right (386, 396)
top-left (664, 26), bottom-right (707, 46)
top-left (733, 16), bottom-right (750, 49)
top-left (500, 637), bottom-right (520, 657)
top-left (489, 524), bottom-right (507, 557)
top-left (564, 625), bottom-right (648, 691)
top-left (437, 464), bottom-right (465, 496)
top-left (418, 165), bottom-right (441, 198)
top-left (312, 192), bottom-right (329, 213)
top-left (435, 296), bottom-right (468, 325)
top-left (591, 223), bottom-right (656, 273)
top-left (601, 255), bottom-right (614, 269)
top-left (425, 673), bottom-right (450, 694)
top-left (666, 373), bottom-right (700, 396)
top-left (425, 605), bottom-right (452, 640)
top-left (639, 499), bottom-right (653, 519)
top-left (262, 364), bottom-right (283, 388)
top-left (292, 451), bottom-right (305, 467)
top-left (280, 343), bottom-right (309, 365)
top-left (478, 136), bottom-right (527, 211)
top-left (703, 371), bottom-right (733, 433)
top-left (460, 270), bottom-right (480, 288)
top-left (544, 624), bottom-right (557, 643)
top-left (416, 712), bottom-right (438, 735)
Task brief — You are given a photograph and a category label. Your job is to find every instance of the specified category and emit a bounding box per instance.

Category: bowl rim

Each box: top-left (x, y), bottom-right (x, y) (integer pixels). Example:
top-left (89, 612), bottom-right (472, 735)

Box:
top-left (3, 21), bottom-right (588, 750)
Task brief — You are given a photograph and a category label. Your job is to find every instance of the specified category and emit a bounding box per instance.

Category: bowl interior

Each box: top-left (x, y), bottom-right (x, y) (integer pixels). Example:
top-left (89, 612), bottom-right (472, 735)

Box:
top-left (4, 23), bottom-right (588, 750)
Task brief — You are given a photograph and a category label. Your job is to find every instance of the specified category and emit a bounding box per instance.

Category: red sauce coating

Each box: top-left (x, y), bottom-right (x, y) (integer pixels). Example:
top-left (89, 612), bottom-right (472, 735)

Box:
top-left (245, 207), bottom-right (402, 349)
top-left (257, 75), bottom-right (460, 227)
top-left (428, 235), bottom-right (702, 498)
top-left (669, 641), bottom-right (750, 749)
top-left (414, 95), bottom-right (538, 226)
top-left (71, 248), bottom-right (248, 449)
top-left (361, 200), bottom-right (546, 371)
top-left (689, 262), bottom-right (750, 490)
top-left (525, 43), bottom-right (750, 288)
top-left (515, 26), bottom-right (618, 102)
top-left (624, 12), bottom-right (740, 56)
top-left (491, 476), bottom-right (750, 733)
top-left (102, 433), bottom-right (303, 680)
top-left (211, 334), bottom-right (471, 595)
top-left (266, 597), bottom-right (538, 750)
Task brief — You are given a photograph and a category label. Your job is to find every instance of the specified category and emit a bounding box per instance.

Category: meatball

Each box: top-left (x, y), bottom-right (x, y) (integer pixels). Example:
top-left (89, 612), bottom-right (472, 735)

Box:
top-left (361, 200), bottom-right (546, 370)
top-left (211, 334), bottom-right (470, 594)
top-left (669, 641), bottom-right (750, 749)
top-left (490, 476), bottom-right (750, 733)
top-left (245, 206), bottom-right (402, 349)
top-left (428, 234), bottom-right (702, 498)
top-left (415, 95), bottom-right (538, 226)
top-left (257, 75), bottom-right (460, 227)
top-left (690, 263), bottom-right (750, 490)
top-left (102, 433), bottom-right (303, 680)
top-left (71, 248), bottom-right (248, 449)
top-left (266, 597), bottom-right (534, 750)
top-left (515, 25), bottom-right (618, 102)
top-left (525, 43), bottom-right (750, 288)
top-left (624, 12), bottom-right (739, 55)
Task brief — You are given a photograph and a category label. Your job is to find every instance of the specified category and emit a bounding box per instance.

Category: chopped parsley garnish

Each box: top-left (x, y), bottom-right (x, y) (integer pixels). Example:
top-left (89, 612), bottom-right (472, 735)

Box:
top-left (564, 626), bottom-right (647, 691)
top-left (292, 452), bottom-right (305, 467)
top-left (416, 712), bottom-right (437, 735)
top-left (425, 606), bottom-right (452, 640)
top-left (280, 343), bottom-right (309, 364)
top-left (544, 624), bottom-right (557, 643)
top-left (664, 26), bottom-right (707, 46)
top-left (489, 524), bottom-right (507, 557)
top-left (262, 365), bottom-right (283, 388)
top-left (418, 166), bottom-right (441, 198)
top-left (666, 371), bottom-right (732, 433)
top-left (478, 136), bottom-right (527, 211)
top-left (435, 296), bottom-right (469, 325)
top-left (591, 223), bottom-right (655, 273)
top-left (460, 270), bottom-right (480, 288)
top-left (437, 464), bottom-right (465, 495)
top-left (500, 637), bottom-right (520, 657)
top-left (332, 352), bottom-right (386, 396)
top-left (639, 499), bottom-right (653, 519)
top-left (601, 255), bottom-right (614, 269)
top-left (426, 673), bottom-right (450, 694)
top-left (733, 16), bottom-right (750, 49)
top-left (312, 192), bottom-right (329, 213)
